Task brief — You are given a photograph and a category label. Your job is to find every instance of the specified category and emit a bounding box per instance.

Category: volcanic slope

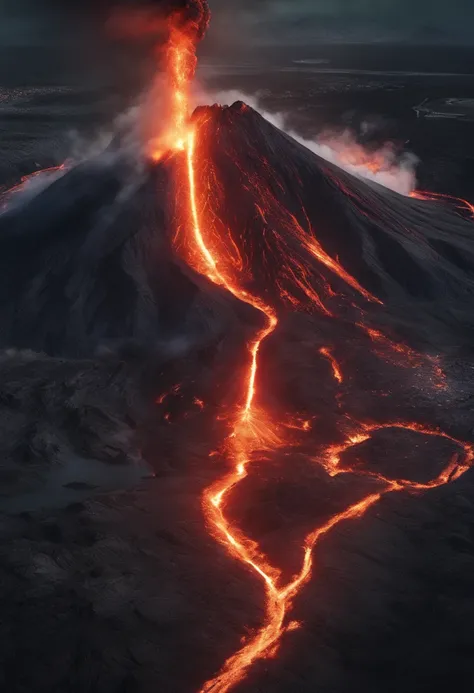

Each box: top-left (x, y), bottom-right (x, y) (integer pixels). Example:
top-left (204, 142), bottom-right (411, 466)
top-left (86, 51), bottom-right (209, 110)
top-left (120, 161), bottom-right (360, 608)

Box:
top-left (172, 101), bottom-right (474, 693)
top-left (2, 102), bottom-right (474, 358)
top-left (0, 151), bottom-right (253, 359)
top-left (184, 102), bottom-right (474, 349)
top-left (2, 102), bottom-right (474, 693)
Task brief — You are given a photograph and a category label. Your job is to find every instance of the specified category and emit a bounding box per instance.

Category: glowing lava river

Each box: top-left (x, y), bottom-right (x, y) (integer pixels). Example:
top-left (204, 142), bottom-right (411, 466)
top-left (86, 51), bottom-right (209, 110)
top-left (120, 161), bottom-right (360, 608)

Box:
top-left (143, 5), bottom-right (474, 693)
top-left (177, 124), bottom-right (474, 693)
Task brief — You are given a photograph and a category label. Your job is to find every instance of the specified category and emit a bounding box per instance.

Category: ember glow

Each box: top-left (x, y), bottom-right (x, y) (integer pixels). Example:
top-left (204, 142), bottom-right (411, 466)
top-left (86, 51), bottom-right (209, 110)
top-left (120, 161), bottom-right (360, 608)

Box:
top-left (319, 346), bottom-right (343, 384)
top-left (411, 190), bottom-right (474, 218)
top-left (144, 8), bottom-right (474, 692)
top-left (356, 322), bottom-right (447, 389)
top-left (0, 163), bottom-right (67, 207)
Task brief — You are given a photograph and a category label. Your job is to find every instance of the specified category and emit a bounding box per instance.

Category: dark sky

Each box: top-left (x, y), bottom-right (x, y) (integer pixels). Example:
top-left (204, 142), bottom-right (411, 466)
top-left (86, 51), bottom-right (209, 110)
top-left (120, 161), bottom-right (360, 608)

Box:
top-left (209, 0), bottom-right (474, 44)
top-left (0, 0), bottom-right (472, 45)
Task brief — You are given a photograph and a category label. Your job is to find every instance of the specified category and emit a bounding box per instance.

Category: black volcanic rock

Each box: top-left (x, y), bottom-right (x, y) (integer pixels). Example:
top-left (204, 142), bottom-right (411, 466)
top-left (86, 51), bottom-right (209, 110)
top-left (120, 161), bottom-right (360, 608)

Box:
top-left (0, 152), bottom-right (252, 359)
top-left (1, 102), bottom-right (474, 693)
top-left (0, 349), bottom-right (151, 514)
top-left (2, 103), bottom-right (474, 358)
top-left (0, 157), bottom-right (196, 357)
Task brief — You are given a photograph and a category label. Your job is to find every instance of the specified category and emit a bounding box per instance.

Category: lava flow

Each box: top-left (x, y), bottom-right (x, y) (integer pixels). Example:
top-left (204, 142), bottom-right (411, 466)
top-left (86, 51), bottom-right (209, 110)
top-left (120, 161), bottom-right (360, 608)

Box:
top-left (319, 346), bottom-right (343, 384)
top-left (0, 163), bottom-right (67, 208)
top-left (411, 189), bottom-right (474, 218)
top-left (180, 112), bottom-right (473, 693)
top-left (149, 6), bottom-right (474, 692)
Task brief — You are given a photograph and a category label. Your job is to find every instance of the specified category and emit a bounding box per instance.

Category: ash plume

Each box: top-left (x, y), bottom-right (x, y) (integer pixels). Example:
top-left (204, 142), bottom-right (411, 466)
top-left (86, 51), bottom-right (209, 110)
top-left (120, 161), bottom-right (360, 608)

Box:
top-left (107, 0), bottom-right (211, 41)
top-left (165, 0), bottom-right (211, 38)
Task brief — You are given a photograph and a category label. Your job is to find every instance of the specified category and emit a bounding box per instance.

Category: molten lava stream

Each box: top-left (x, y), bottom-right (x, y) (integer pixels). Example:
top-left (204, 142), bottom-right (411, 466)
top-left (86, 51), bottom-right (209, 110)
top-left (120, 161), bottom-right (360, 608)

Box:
top-left (158, 15), bottom-right (471, 691)
top-left (180, 126), bottom-right (474, 693)
top-left (183, 126), bottom-right (289, 692)
top-left (411, 189), bottom-right (474, 217)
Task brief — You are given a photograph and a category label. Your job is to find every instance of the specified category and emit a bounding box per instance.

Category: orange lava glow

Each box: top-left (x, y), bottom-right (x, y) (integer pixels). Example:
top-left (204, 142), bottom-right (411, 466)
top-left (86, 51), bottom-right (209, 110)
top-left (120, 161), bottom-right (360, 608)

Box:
top-left (1, 163), bottom-right (67, 206)
top-left (295, 216), bottom-right (383, 305)
top-left (319, 346), bottom-right (343, 384)
top-left (155, 383), bottom-right (182, 406)
top-left (322, 419), bottom-right (473, 481)
top-left (164, 25), bottom-right (196, 151)
top-left (148, 7), bottom-right (207, 161)
top-left (150, 13), bottom-right (474, 693)
top-left (1, 14), bottom-right (471, 683)
top-left (253, 185), bottom-right (381, 312)
top-left (411, 189), bottom-right (474, 218)
top-left (356, 322), bottom-right (447, 389)
top-left (181, 124), bottom-right (473, 693)
top-left (327, 140), bottom-right (397, 176)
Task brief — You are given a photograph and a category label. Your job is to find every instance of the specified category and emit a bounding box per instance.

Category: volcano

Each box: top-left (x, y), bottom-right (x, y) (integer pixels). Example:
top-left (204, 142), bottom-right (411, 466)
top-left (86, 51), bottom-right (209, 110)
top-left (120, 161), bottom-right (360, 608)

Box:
top-left (2, 102), bottom-right (474, 693)
top-left (3, 103), bottom-right (474, 356)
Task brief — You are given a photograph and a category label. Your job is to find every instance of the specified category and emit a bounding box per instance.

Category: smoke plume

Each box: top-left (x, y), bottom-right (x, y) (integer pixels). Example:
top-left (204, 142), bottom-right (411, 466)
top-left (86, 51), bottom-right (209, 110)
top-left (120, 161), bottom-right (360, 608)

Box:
top-left (107, 0), bottom-right (210, 41)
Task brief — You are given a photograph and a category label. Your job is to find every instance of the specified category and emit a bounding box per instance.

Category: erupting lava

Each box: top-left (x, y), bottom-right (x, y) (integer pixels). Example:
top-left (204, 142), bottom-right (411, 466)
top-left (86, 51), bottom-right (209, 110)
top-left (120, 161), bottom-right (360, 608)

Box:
top-left (148, 1), bottom-right (210, 160)
top-left (149, 7), bottom-right (474, 692)
top-left (152, 24), bottom-right (196, 157)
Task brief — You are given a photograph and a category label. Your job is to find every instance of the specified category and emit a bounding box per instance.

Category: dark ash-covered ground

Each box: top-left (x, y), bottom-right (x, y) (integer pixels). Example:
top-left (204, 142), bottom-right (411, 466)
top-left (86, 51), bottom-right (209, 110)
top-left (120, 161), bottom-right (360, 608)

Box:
top-left (2, 326), bottom-right (474, 692)
top-left (2, 47), bottom-right (474, 692)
